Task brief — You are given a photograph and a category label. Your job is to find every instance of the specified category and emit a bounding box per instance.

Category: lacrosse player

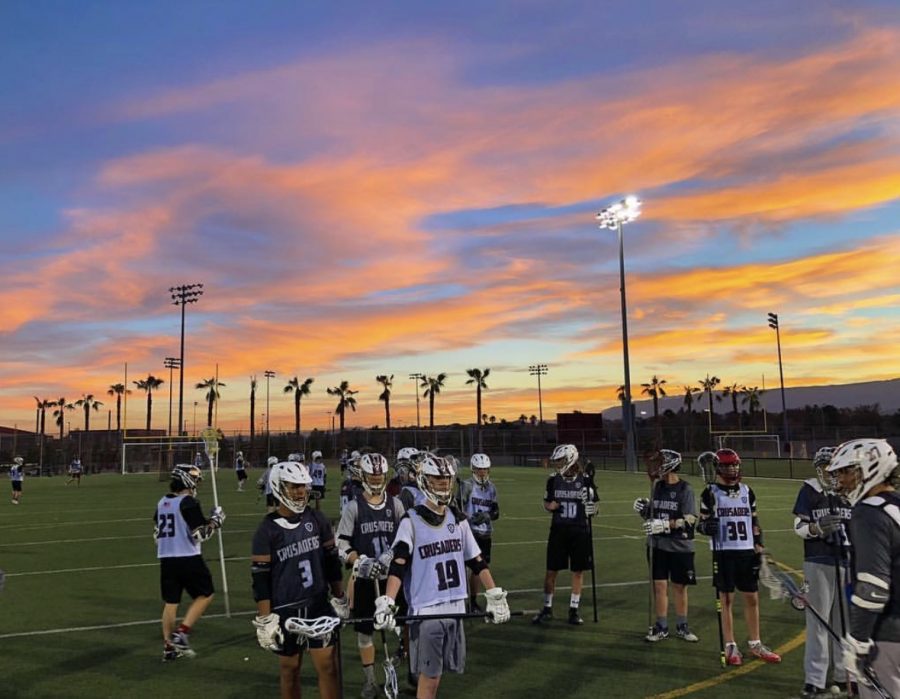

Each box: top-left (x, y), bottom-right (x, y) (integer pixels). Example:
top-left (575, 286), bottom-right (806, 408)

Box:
top-left (827, 439), bottom-right (900, 699)
top-left (634, 449), bottom-right (699, 642)
top-left (154, 464), bottom-right (225, 661)
top-left (66, 457), bottom-right (83, 486)
top-left (310, 451), bottom-right (327, 509)
top-left (373, 452), bottom-right (510, 699)
top-left (532, 444), bottom-right (598, 626)
top-left (459, 453), bottom-right (500, 612)
top-left (259, 456), bottom-right (278, 512)
top-left (792, 446), bottom-right (853, 698)
top-left (697, 448), bottom-right (780, 665)
top-left (336, 453), bottom-right (406, 698)
top-left (397, 448), bottom-right (427, 511)
top-left (9, 456), bottom-right (24, 504)
top-left (235, 451), bottom-right (248, 491)
top-left (251, 461), bottom-right (349, 699)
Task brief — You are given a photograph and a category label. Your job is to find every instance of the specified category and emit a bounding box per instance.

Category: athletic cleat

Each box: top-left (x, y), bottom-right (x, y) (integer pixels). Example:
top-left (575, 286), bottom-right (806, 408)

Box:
top-left (531, 607), bottom-right (553, 625)
top-left (360, 679), bottom-right (378, 699)
top-left (162, 646), bottom-right (179, 662)
top-left (798, 684), bottom-right (829, 699)
top-left (748, 641), bottom-right (781, 663)
top-left (725, 643), bottom-right (743, 666)
top-left (675, 624), bottom-right (699, 642)
top-left (567, 608), bottom-right (584, 626)
top-left (645, 624), bottom-right (669, 642)
top-left (168, 631), bottom-right (196, 658)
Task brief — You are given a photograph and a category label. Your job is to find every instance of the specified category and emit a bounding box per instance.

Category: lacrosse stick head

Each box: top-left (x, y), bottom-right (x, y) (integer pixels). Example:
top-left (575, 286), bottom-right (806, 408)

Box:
top-left (697, 451), bottom-right (719, 485)
top-left (284, 615), bottom-right (341, 642)
top-left (382, 657), bottom-right (399, 699)
top-left (200, 426), bottom-right (222, 464)
top-left (758, 555), bottom-right (808, 610)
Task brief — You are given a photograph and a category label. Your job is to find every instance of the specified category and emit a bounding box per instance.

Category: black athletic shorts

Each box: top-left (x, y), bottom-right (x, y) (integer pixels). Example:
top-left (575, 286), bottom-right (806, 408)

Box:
top-left (352, 578), bottom-right (378, 634)
top-left (546, 526), bottom-right (592, 572)
top-left (474, 534), bottom-right (492, 564)
top-left (11, 480), bottom-right (22, 493)
top-left (275, 598), bottom-right (336, 655)
top-left (236, 469), bottom-right (248, 482)
top-left (713, 550), bottom-right (760, 593)
top-left (160, 555), bottom-right (214, 604)
top-left (648, 548), bottom-right (696, 585)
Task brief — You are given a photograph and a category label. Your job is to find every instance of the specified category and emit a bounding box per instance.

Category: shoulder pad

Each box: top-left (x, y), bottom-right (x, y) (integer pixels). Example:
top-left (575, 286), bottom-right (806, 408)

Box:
top-left (804, 478), bottom-right (823, 493)
top-left (448, 504), bottom-right (467, 522)
top-left (861, 495), bottom-right (886, 507)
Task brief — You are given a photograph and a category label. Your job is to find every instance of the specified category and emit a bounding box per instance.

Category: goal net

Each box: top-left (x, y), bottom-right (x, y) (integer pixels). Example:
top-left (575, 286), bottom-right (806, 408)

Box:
top-left (714, 433), bottom-right (782, 458)
top-left (121, 439), bottom-right (207, 479)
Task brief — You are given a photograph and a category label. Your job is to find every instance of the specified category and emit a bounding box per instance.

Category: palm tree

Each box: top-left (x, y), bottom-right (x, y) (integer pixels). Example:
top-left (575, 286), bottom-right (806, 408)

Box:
top-left (195, 377), bottom-right (225, 427)
top-left (34, 397), bottom-right (54, 441)
top-left (285, 376), bottom-right (315, 446)
top-left (682, 385), bottom-right (699, 450)
top-left (421, 374), bottom-right (447, 430)
top-left (699, 374), bottom-right (721, 438)
top-left (249, 376), bottom-right (257, 446)
top-left (742, 386), bottom-right (765, 427)
top-left (376, 375), bottom-right (393, 429)
top-left (721, 382), bottom-right (745, 429)
top-left (465, 368), bottom-right (490, 427)
top-left (52, 397), bottom-right (75, 439)
top-left (641, 375), bottom-right (667, 440)
top-left (107, 384), bottom-right (129, 432)
top-left (75, 394), bottom-right (103, 432)
top-left (327, 381), bottom-right (358, 432)
top-left (616, 385), bottom-right (627, 402)
top-left (134, 376), bottom-right (164, 431)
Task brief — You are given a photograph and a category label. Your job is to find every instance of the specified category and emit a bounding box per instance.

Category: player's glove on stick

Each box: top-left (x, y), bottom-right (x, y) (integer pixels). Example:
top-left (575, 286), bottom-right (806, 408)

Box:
top-left (209, 506), bottom-right (226, 528)
top-left (252, 613), bottom-right (283, 651)
top-left (633, 498), bottom-right (650, 517)
top-left (643, 519), bottom-right (670, 536)
top-left (353, 555), bottom-right (377, 580)
top-left (697, 517), bottom-right (719, 537)
top-left (330, 593), bottom-right (350, 620)
top-left (842, 635), bottom-right (874, 687)
top-left (373, 551), bottom-right (394, 579)
top-left (374, 595), bottom-right (398, 633)
top-left (814, 513), bottom-right (842, 538)
top-left (484, 587), bottom-right (510, 623)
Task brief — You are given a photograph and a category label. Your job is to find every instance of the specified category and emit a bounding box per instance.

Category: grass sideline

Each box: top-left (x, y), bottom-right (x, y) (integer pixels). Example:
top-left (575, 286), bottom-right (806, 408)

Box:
top-left (0, 464), bottom-right (817, 698)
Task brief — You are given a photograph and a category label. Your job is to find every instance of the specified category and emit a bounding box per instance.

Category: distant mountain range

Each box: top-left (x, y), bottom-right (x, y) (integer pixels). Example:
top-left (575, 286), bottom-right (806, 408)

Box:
top-left (600, 378), bottom-right (900, 420)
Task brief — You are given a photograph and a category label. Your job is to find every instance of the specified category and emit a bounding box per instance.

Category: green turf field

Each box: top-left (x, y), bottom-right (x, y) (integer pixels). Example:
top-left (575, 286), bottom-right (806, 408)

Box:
top-left (0, 465), bottom-right (823, 698)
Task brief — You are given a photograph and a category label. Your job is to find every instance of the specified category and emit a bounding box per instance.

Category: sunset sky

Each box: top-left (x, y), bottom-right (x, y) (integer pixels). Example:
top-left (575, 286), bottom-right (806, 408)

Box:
top-left (2, 1), bottom-right (900, 435)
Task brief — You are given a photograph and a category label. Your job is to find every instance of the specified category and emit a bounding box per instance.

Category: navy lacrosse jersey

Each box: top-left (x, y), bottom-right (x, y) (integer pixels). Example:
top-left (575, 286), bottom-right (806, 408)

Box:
top-left (340, 478), bottom-right (364, 513)
top-left (545, 473), bottom-right (596, 530)
top-left (155, 494), bottom-right (206, 558)
top-left (349, 493), bottom-right (402, 559)
top-left (792, 478), bottom-right (851, 563)
top-left (252, 508), bottom-right (334, 610)
top-left (461, 479), bottom-right (498, 537)
top-left (648, 479), bottom-right (696, 552)
top-left (700, 483), bottom-right (756, 552)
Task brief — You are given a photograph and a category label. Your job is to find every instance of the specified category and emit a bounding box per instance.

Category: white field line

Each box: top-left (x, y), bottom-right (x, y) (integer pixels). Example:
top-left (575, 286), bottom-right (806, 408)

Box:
top-left (0, 576), bottom-right (714, 641)
top-left (2, 529), bottom-right (795, 575)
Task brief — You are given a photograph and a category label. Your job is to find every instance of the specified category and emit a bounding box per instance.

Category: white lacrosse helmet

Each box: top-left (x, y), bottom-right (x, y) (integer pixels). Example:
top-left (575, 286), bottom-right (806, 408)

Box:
top-left (288, 452), bottom-right (305, 463)
top-left (270, 461), bottom-right (313, 513)
top-left (470, 453), bottom-right (491, 485)
top-left (359, 453), bottom-right (389, 496)
top-left (657, 449), bottom-right (682, 476)
top-left (312, 450), bottom-right (323, 461)
top-left (237, 451), bottom-right (243, 458)
top-left (827, 438), bottom-right (897, 506)
top-left (171, 464), bottom-right (203, 492)
top-left (397, 447), bottom-right (419, 462)
top-left (267, 456), bottom-right (279, 467)
top-left (417, 452), bottom-right (457, 506)
top-left (14, 456), bottom-right (24, 466)
top-left (550, 444), bottom-right (579, 480)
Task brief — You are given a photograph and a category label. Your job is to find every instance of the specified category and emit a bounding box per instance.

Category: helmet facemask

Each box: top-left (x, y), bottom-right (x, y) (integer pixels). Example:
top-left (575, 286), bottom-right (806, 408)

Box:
top-left (470, 453), bottom-right (491, 485)
top-left (271, 462), bottom-right (312, 513)
top-left (417, 453), bottom-right (456, 506)
top-left (360, 453), bottom-right (389, 497)
top-left (549, 444), bottom-right (579, 481)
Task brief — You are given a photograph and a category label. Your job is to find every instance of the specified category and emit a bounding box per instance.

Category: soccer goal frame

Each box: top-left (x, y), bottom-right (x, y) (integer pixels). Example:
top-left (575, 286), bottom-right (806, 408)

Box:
top-left (713, 432), bottom-right (781, 457)
top-left (121, 438), bottom-right (207, 477)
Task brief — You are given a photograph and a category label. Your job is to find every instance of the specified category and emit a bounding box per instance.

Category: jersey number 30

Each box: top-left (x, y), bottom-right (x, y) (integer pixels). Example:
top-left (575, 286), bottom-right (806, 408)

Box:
top-left (435, 560), bottom-right (461, 591)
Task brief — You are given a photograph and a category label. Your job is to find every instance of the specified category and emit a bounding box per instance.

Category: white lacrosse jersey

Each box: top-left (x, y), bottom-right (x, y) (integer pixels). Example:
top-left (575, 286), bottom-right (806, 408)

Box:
top-left (155, 494), bottom-right (201, 558)
top-left (9, 465), bottom-right (23, 482)
top-left (394, 506), bottom-right (481, 614)
top-left (234, 456), bottom-right (245, 472)
top-left (708, 483), bottom-right (755, 552)
top-left (310, 460), bottom-right (326, 487)
top-left (462, 479), bottom-right (498, 537)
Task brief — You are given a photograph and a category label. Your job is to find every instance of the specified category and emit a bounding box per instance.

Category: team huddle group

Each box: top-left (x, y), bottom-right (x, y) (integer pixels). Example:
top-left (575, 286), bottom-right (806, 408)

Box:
top-left (152, 439), bottom-right (900, 699)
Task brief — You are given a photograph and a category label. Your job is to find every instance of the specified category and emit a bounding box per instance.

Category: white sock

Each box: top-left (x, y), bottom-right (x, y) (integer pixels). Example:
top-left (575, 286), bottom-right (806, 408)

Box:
top-left (543, 593), bottom-right (553, 608)
top-left (570, 593), bottom-right (581, 608)
top-left (748, 639), bottom-right (761, 647)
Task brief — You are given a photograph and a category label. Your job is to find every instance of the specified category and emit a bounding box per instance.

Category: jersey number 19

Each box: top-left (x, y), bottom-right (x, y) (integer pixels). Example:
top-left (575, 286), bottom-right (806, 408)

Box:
top-left (435, 560), bottom-right (461, 591)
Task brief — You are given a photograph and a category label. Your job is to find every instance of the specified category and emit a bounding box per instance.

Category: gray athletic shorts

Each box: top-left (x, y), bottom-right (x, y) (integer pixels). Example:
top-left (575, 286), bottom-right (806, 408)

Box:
top-left (409, 618), bottom-right (466, 678)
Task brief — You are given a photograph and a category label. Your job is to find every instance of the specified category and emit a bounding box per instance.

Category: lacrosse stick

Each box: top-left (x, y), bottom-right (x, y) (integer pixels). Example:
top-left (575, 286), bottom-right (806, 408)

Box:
top-left (758, 554), bottom-right (892, 699)
top-left (200, 426), bottom-right (231, 617)
top-left (644, 451), bottom-right (662, 636)
top-left (584, 459), bottom-right (599, 623)
top-left (375, 578), bottom-right (400, 699)
top-left (348, 610), bottom-right (526, 625)
top-left (697, 451), bottom-right (726, 668)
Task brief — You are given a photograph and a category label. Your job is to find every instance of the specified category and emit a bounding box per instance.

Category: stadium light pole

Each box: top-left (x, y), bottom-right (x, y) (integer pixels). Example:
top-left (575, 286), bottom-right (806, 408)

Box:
top-left (164, 357), bottom-right (181, 437)
top-left (597, 196), bottom-right (642, 473)
top-left (767, 313), bottom-right (790, 448)
top-left (528, 364), bottom-right (549, 424)
top-left (264, 370), bottom-right (275, 456)
top-left (408, 373), bottom-right (424, 428)
top-left (170, 283), bottom-right (204, 436)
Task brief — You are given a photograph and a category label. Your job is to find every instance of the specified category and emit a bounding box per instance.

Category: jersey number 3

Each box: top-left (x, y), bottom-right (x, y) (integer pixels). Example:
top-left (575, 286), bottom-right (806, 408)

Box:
top-left (435, 560), bottom-right (461, 591)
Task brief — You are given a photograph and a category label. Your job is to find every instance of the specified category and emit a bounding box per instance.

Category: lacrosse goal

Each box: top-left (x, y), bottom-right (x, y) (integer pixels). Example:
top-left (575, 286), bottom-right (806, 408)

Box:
top-left (121, 437), bottom-right (207, 479)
